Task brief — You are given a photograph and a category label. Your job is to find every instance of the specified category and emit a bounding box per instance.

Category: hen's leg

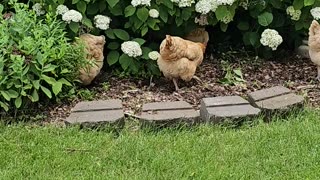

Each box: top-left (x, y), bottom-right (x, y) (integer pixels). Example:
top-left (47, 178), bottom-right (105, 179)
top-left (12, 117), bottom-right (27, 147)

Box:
top-left (173, 78), bottom-right (179, 91)
top-left (317, 66), bottom-right (320, 81)
top-left (192, 75), bottom-right (202, 84)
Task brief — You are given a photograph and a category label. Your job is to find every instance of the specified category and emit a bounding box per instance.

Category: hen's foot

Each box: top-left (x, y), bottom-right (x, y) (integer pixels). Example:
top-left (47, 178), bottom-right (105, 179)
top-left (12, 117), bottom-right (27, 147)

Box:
top-left (173, 78), bottom-right (180, 91)
top-left (192, 76), bottom-right (202, 84)
top-left (317, 67), bottom-right (320, 82)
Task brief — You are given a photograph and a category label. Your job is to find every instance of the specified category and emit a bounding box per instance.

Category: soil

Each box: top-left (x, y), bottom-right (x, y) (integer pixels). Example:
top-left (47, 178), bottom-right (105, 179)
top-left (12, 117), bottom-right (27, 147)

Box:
top-left (46, 53), bottom-right (320, 123)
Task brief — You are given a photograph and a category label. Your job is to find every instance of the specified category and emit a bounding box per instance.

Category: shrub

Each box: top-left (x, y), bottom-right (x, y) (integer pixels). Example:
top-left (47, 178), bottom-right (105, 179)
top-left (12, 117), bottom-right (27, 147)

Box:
top-left (0, 2), bottom-right (87, 112)
top-left (28, 0), bottom-right (320, 70)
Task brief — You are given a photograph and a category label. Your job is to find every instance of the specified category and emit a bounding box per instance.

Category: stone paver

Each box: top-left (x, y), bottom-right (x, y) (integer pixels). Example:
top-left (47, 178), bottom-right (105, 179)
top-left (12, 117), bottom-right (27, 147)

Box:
top-left (247, 86), bottom-right (304, 112)
top-left (65, 99), bottom-right (124, 127)
top-left (200, 96), bottom-right (260, 123)
top-left (139, 101), bottom-right (199, 126)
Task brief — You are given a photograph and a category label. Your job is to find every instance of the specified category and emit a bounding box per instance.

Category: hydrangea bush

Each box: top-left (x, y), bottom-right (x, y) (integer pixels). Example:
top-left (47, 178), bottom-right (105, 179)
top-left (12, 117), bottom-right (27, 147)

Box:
top-left (27, 0), bottom-right (320, 75)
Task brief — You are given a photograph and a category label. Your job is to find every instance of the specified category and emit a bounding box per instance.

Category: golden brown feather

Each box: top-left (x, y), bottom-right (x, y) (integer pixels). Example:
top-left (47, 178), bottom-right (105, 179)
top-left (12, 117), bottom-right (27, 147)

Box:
top-left (308, 20), bottom-right (320, 80)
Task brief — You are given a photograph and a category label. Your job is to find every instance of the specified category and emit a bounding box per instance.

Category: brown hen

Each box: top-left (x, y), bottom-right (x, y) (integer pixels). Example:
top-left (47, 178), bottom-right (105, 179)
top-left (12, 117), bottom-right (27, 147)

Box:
top-left (308, 20), bottom-right (320, 81)
top-left (78, 34), bottom-right (106, 85)
top-left (157, 35), bottom-right (207, 90)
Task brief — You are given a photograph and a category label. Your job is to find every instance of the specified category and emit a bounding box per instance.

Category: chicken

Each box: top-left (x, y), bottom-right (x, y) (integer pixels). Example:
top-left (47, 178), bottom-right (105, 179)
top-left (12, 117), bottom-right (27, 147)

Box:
top-left (308, 20), bottom-right (320, 81)
top-left (157, 35), bottom-right (206, 90)
top-left (184, 28), bottom-right (209, 51)
top-left (78, 34), bottom-right (106, 85)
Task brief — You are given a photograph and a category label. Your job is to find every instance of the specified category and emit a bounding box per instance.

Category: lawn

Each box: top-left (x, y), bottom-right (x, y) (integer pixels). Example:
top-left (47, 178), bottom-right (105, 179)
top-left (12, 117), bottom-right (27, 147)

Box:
top-left (0, 109), bottom-right (320, 179)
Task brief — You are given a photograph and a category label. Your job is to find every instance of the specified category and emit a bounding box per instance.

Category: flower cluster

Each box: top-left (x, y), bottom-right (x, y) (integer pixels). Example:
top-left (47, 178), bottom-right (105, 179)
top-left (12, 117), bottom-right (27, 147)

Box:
top-left (195, 15), bottom-right (209, 26)
top-left (121, 41), bottom-right (142, 57)
top-left (171, 0), bottom-right (195, 8)
top-left (260, 29), bottom-right (283, 51)
top-left (149, 9), bottom-right (159, 18)
top-left (311, 7), bottom-right (320, 20)
top-left (195, 0), bottom-right (214, 14)
top-left (239, 0), bottom-right (249, 10)
top-left (131, 0), bottom-right (151, 7)
top-left (62, 10), bottom-right (83, 23)
top-left (56, 5), bottom-right (69, 15)
top-left (32, 3), bottom-right (45, 16)
top-left (94, 15), bottom-right (111, 30)
top-left (148, 51), bottom-right (160, 60)
top-left (216, 0), bottom-right (236, 6)
top-left (286, 6), bottom-right (301, 21)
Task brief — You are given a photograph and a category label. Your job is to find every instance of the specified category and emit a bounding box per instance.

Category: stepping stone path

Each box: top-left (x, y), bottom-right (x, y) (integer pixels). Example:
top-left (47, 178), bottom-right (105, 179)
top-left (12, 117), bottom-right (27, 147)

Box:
top-left (65, 99), bottom-right (124, 127)
top-left (138, 101), bottom-right (199, 126)
top-left (248, 86), bottom-right (304, 113)
top-left (200, 96), bottom-right (261, 123)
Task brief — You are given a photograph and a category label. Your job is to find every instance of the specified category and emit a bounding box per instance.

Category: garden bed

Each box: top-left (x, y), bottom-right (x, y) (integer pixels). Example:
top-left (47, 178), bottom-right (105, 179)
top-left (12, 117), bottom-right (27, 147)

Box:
top-left (46, 53), bottom-right (319, 123)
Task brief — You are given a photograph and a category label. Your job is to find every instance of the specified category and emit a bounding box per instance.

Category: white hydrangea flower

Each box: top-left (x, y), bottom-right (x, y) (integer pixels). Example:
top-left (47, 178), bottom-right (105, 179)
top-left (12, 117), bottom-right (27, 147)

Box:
top-left (148, 51), bottom-right (160, 60)
top-left (121, 41), bottom-right (142, 57)
top-left (311, 7), bottom-right (320, 20)
top-left (195, 15), bottom-right (209, 26)
top-left (56, 5), bottom-right (69, 15)
top-left (195, 0), bottom-right (212, 14)
top-left (171, 0), bottom-right (195, 8)
top-left (131, 0), bottom-right (151, 7)
top-left (32, 3), bottom-right (45, 16)
top-left (286, 6), bottom-right (301, 21)
top-left (62, 10), bottom-right (83, 24)
top-left (216, 0), bottom-right (236, 6)
top-left (260, 29), bottom-right (283, 51)
top-left (239, 0), bottom-right (249, 10)
top-left (94, 15), bottom-right (111, 30)
top-left (149, 9), bottom-right (159, 18)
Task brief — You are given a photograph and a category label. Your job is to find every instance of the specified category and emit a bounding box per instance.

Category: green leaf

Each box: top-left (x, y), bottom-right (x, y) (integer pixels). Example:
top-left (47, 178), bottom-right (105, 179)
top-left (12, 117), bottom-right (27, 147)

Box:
top-left (87, 3), bottom-right (99, 15)
top-left (31, 89), bottom-right (39, 102)
top-left (0, 101), bottom-right (9, 111)
top-left (215, 6), bottom-right (228, 20)
top-left (82, 17), bottom-right (93, 28)
top-left (141, 26), bottom-right (148, 36)
top-left (249, 32), bottom-right (259, 46)
top-left (237, 21), bottom-right (249, 31)
top-left (72, 0), bottom-right (80, 4)
top-left (162, 0), bottom-right (174, 9)
top-left (40, 86), bottom-right (52, 99)
top-left (124, 5), bottom-right (136, 17)
top-left (0, 91), bottom-right (10, 101)
top-left (304, 0), bottom-right (315, 6)
top-left (7, 90), bottom-right (19, 98)
top-left (107, 42), bottom-right (120, 50)
top-left (69, 22), bottom-right (79, 33)
top-left (107, 0), bottom-right (120, 8)
top-left (58, 78), bottom-right (72, 86)
top-left (233, 69), bottom-right (243, 78)
top-left (258, 12), bottom-right (273, 26)
top-left (113, 29), bottom-right (130, 40)
top-left (132, 38), bottom-right (146, 45)
top-left (107, 51), bottom-right (120, 66)
top-left (41, 75), bottom-right (56, 85)
top-left (15, 96), bottom-right (22, 108)
top-left (52, 82), bottom-right (63, 96)
top-left (119, 54), bottom-right (133, 70)
top-left (137, 7), bottom-right (149, 22)
top-left (159, 7), bottom-right (168, 22)
top-left (105, 29), bottom-right (116, 39)
top-left (0, 4), bottom-right (3, 14)
top-left (32, 80), bottom-right (40, 89)
top-left (77, 1), bottom-right (87, 14)
top-left (293, 0), bottom-right (304, 9)
top-left (220, 23), bottom-right (228, 32)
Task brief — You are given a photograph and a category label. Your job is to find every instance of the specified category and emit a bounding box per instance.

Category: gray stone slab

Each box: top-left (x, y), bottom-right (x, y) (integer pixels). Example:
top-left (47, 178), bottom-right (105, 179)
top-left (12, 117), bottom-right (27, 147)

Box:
top-left (248, 86), bottom-right (291, 101)
top-left (139, 101), bottom-right (199, 125)
top-left (247, 86), bottom-right (304, 111)
top-left (65, 99), bottom-right (124, 127)
top-left (72, 99), bottom-right (122, 112)
top-left (200, 96), bottom-right (260, 123)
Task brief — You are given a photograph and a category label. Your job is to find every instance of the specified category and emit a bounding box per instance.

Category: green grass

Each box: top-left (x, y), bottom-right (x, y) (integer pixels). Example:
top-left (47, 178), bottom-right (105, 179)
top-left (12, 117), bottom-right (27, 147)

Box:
top-left (0, 109), bottom-right (320, 179)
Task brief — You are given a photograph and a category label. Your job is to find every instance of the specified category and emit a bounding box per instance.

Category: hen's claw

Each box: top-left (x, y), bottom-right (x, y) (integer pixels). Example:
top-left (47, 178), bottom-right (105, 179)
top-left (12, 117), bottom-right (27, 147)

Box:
top-left (173, 78), bottom-right (180, 91)
top-left (192, 76), bottom-right (202, 84)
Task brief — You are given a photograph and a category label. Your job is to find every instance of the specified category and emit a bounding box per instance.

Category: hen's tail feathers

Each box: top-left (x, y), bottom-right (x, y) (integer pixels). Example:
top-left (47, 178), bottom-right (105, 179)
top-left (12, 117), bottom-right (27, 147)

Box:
top-left (309, 20), bottom-right (320, 37)
top-left (165, 35), bottom-right (173, 47)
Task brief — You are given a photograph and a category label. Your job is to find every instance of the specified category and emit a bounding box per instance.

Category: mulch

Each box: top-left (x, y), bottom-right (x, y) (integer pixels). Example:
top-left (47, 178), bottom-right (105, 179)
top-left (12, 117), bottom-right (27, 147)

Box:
top-left (46, 53), bottom-right (320, 123)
